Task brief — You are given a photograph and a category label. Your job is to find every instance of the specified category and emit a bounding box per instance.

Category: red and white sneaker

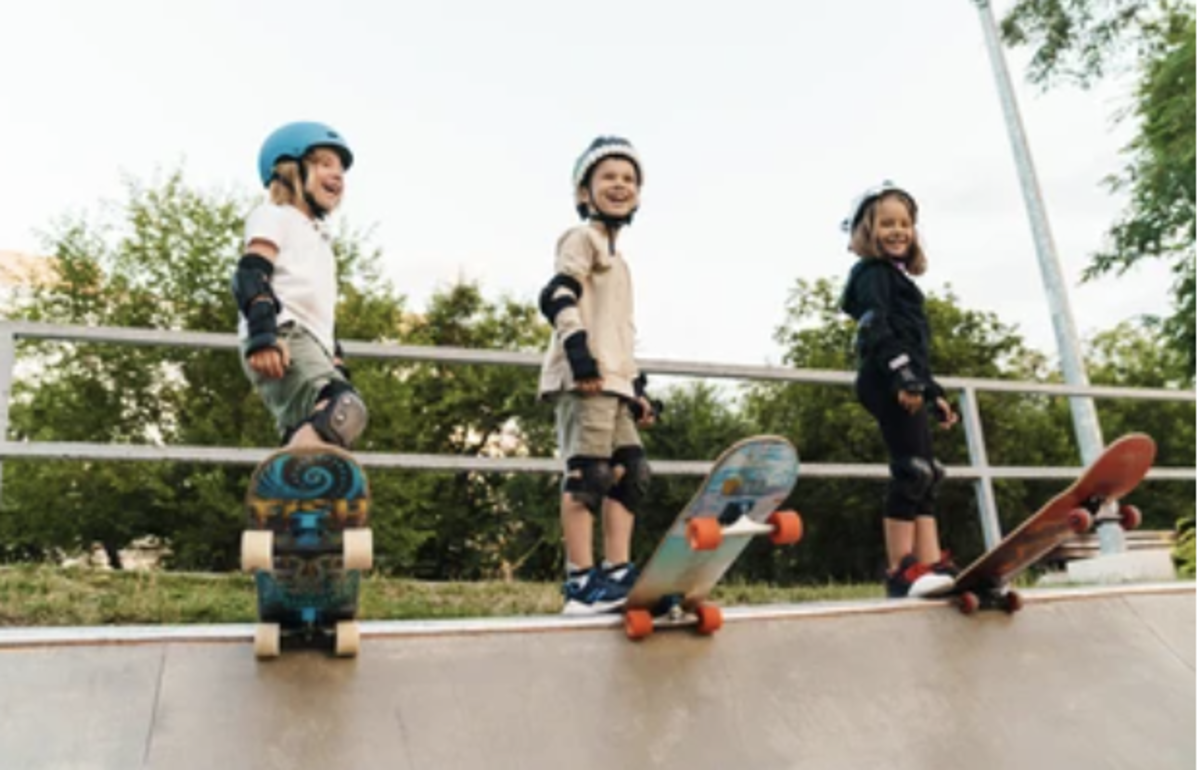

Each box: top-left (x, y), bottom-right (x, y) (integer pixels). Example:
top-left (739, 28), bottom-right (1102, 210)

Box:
top-left (886, 554), bottom-right (955, 599)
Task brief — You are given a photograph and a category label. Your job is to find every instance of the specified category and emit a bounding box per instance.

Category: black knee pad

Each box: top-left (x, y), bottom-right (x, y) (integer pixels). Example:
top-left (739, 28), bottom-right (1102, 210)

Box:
top-left (916, 460), bottom-right (946, 517)
top-left (608, 445), bottom-right (651, 514)
top-left (564, 456), bottom-right (614, 516)
top-left (308, 380), bottom-right (368, 448)
top-left (889, 456), bottom-right (936, 506)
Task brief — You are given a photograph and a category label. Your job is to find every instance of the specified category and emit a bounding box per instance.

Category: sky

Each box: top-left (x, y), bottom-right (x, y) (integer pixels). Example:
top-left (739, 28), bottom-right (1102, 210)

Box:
top-left (0, 0), bottom-right (1175, 371)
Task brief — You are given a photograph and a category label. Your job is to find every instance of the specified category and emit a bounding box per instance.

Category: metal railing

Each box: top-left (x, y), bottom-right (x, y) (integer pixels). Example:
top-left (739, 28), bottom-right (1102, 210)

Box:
top-left (0, 320), bottom-right (1194, 550)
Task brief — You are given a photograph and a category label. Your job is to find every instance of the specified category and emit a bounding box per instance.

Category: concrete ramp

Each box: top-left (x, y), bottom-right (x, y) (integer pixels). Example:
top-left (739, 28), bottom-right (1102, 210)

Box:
top-left (0, 583), bottom-right (1193, 770)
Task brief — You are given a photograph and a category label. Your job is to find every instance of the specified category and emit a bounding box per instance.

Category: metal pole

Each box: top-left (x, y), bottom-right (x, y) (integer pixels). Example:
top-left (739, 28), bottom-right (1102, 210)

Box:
top-left (959, 387), bottom-right (1003, 549)
top-left (970, 0), bottom-right (1122, 553)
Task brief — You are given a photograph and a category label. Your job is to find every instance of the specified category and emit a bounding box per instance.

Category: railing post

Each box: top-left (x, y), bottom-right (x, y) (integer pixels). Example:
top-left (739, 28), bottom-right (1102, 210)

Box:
top-left (959, 386), bottom-right (1003, 549)
top-left (0, 326), bottom-right (14, 506)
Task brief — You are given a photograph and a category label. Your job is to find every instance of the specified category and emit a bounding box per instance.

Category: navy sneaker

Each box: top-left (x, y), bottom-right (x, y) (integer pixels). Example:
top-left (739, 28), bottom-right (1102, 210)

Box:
top-left (885, 554), bottom-right (955, 599)
top-left (602, 562), bottom-right (640, 600)
top-left (561, 567), bottom-right (628, 615)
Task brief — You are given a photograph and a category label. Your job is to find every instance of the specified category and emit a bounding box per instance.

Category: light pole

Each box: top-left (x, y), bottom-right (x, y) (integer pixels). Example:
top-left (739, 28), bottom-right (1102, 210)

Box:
top-left (970, 0), bottom-right (1124, 554)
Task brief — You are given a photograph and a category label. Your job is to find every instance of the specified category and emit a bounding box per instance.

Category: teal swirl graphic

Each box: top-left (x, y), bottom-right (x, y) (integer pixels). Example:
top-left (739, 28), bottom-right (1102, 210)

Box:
top-left (254, 452), bottom-right (366, 501)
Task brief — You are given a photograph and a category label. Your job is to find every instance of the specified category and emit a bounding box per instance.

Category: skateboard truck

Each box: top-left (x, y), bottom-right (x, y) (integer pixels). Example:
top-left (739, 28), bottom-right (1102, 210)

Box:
top-left (687, 509), bottom-right (803, 551)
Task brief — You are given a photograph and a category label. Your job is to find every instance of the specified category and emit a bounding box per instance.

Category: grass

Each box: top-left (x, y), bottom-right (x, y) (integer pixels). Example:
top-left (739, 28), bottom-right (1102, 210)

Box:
top-left (0, 564), bottom-right (882, 627)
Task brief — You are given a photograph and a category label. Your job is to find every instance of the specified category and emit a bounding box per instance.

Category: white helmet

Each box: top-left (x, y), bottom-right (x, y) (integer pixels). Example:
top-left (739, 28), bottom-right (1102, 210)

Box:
top-left (841, 181), bottom-right (917, 233)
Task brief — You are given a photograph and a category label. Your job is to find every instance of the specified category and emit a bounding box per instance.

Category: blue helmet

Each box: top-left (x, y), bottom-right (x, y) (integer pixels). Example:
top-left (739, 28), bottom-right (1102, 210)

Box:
top-left (841, 180), bottom-right (917, 233)
top-left (257, 121), bottom-right (353, 187)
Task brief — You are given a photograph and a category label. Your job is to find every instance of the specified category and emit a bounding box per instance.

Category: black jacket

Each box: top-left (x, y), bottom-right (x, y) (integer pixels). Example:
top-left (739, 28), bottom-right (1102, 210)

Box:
top-left (840, 258), bottom-right (944, 400)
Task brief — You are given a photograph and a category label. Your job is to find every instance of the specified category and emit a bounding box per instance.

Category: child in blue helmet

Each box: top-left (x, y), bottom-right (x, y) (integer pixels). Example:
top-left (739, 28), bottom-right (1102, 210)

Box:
top-left (538, 136), bottom-right (660, 615)
top-left (232, 121), bottom-right (369, 450)
top-left (839, 182), bottom-right (960, 598)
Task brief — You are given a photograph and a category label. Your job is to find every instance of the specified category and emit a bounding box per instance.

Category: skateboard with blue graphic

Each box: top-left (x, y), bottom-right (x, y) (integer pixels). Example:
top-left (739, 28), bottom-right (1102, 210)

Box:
top-left (241, 445), bottom-right (372, 658)
top-left (623, 435), bottom-right (803, 640)
top-left (951, 432), bottom-right (1156, 614)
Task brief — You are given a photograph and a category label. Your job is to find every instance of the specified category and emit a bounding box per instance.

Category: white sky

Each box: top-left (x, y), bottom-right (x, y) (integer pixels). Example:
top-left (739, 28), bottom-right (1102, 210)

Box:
top-left (0, 0), bottom-right (1175, 369)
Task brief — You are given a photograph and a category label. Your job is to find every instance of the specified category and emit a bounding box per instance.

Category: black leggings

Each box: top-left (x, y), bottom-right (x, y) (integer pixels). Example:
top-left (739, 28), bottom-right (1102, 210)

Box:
top-left (856, 369), bottom-right (938, 521)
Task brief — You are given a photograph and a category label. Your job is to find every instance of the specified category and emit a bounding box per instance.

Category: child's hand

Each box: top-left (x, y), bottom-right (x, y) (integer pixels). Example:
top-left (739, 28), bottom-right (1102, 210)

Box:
top-left (934, 397), bottom-right (959, 429)
top-left (897, 390), bottom-right (924, 414)
top-left (634, 397), bottom-right (657, 428)
top-left (249, 340), bottom-right (290, 379)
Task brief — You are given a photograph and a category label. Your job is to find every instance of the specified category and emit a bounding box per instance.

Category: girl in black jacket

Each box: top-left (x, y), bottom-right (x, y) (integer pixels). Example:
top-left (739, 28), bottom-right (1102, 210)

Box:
top-left (840, 182), bottom-right (960, 598)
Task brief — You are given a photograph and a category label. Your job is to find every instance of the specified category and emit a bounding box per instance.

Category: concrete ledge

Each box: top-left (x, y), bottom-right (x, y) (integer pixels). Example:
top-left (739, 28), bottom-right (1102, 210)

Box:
top-left (1066, 549), bottom-right (1179, 584)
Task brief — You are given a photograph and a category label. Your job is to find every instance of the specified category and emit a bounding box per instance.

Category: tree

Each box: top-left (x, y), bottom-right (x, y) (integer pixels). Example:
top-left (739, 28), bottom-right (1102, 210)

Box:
top-left (1001, 1), bottom-right (1197, 378)
top-left (0, 171), bottom-right (408, 569)
top-left (1087, 321), bottom-right (1195, 564)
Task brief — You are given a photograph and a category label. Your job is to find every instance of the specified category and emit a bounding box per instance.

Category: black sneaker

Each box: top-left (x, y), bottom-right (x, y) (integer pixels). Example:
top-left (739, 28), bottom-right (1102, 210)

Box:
top-left (885, 555), bottom-right (955, 599)
top-left (561, 567), bottom-right (628, 615)
top-left (931, 550), bottom-right (961, 578)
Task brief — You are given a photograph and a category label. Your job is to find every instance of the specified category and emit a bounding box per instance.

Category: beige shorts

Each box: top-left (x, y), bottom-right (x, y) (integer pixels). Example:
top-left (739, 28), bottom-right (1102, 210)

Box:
top-left (554, 393), bottom-right (642, 461)
top-left (240, 322), bottom-right (348, 441)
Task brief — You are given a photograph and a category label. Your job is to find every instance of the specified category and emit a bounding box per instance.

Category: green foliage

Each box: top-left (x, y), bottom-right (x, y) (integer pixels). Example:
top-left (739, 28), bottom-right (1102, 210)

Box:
top-left (1173, 516), bottom-right (1196, 577)
top-left (1087, 322), bottom-right (1196, 530)
top-left (1089, 14), bottom-right (1196, 377)
top-left (999, 0), bottom-right (1191, 88)
top-left (1001, 0), bottom-right (1197, 380)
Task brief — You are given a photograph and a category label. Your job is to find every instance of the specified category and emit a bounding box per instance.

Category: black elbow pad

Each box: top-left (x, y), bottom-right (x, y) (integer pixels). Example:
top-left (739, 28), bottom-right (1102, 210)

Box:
top-left (231, 254), bottom-right (281, 315)
top-left (539, 274), bottom-right (583, 324)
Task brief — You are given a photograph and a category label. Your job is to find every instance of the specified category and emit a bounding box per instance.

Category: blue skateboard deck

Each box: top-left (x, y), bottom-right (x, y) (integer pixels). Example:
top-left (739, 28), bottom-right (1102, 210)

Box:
top-left (624, 436), bottom-right (802, 639)
top-left (242, 445), bottom-right (372, 657)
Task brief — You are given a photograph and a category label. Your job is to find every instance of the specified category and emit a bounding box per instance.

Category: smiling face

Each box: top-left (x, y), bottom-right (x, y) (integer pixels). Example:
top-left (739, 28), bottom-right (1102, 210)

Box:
top-left (303, 147), bottom-right (346, 213)
top-left (873, 193), bottom-right (915, 259)
top-left (580, 156), bottom-right (640, 220)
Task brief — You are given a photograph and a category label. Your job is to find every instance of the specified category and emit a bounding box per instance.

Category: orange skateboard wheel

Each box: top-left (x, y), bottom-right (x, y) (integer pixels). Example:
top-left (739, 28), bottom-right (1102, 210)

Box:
top-left (1002, 592), bottom-right (1023, 614)
top-left (695, 604), bottom-right (724, 635)
top-left (687, 518), bottom-right (723, 551)
top-left (1067, 508), bottom-right (1093, 534)
top-left (768, 510), bottom-right (803, 545)
top-left (1118, 504), bottom-right (1143, 531)
top-left (625, 609), bottom-right (654, 641)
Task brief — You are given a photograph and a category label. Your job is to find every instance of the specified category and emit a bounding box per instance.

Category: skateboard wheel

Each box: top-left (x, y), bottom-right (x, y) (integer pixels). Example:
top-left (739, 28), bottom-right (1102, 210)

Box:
top-left (768, 510), bottom-right (803, 546)
top-left (343, 528), bottom-right (374, 571)
top-left (254, 623), bottom-right (281, 659)
top-left (686, 518), bottom-right (723, 551)
top-left (1067, 508), bottom-right (1093, 534)
top-left (241, 530), bottom-right (274, 573)
top-left (624, 609), bottom-right (654, 641)
top-left (1002, 592), bottom-right (1023, 614)
top-left (695, 604), bottom-right (723, 635)
top-left (957, 592), bottom-right (980, 615)
top-left (1118, 504), bottom-right (1142, 531)
top-left (335, 621), bottom-right (360, 657)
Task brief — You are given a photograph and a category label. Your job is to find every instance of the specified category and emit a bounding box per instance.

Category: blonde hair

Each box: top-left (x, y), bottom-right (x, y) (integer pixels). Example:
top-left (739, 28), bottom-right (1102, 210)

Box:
top-left (266, 159), bottom-right (306, 208)
top-left (848, 191), bottom-right (928, 276)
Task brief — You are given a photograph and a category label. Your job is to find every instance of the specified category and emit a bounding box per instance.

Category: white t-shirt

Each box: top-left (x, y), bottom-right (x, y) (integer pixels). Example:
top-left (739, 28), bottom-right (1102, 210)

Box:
top-left (240, 203), bottom-right (338, 355)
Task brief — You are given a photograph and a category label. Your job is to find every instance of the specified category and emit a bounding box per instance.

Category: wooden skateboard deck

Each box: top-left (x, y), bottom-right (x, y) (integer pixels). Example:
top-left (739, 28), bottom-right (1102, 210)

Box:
top-left (241, 445), bottom-right (373, 657)
top-left (623, 435), bottom-right (802, 640)
top-left (951, 432), bottom-right (1156, 614)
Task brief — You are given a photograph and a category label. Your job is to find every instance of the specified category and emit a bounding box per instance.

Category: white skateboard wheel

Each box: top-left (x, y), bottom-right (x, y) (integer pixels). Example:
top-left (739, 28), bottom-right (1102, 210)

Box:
top-left (241, 530), bottom-right (274, 573)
